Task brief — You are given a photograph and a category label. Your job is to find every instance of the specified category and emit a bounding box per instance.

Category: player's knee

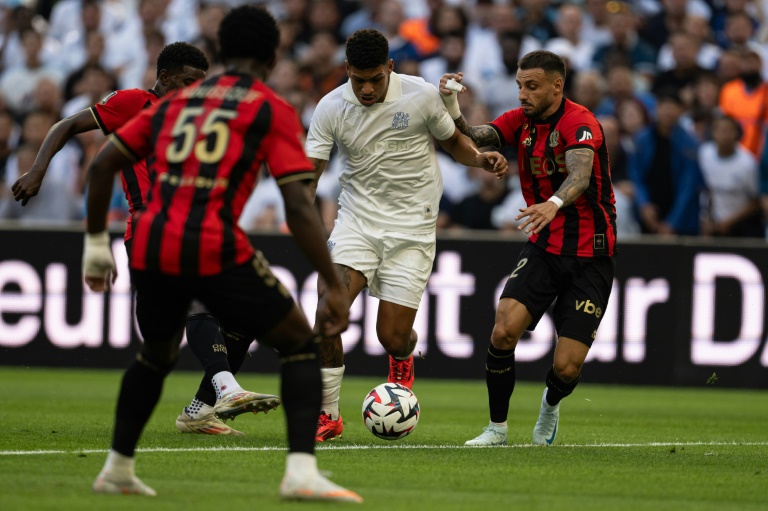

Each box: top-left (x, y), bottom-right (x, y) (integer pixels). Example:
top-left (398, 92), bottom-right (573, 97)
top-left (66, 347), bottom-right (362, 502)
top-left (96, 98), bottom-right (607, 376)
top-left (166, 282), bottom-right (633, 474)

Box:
top-left (553, 361), bottom-right (581, 383)
top-left (379, 329), bottom-right (413, 358)
top-left (490, 322), bottom-right (521, 350)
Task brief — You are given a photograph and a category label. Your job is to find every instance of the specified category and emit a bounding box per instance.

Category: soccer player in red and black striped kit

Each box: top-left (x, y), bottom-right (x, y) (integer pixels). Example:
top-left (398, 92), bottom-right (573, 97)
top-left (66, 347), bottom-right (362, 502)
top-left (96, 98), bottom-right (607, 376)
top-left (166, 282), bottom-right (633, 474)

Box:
top-left (81, 5), bottom-right (362, 502)
top-left (439, 50), bottom-right (617, 446)
top-left (11, 43), bottom-right (269, 437)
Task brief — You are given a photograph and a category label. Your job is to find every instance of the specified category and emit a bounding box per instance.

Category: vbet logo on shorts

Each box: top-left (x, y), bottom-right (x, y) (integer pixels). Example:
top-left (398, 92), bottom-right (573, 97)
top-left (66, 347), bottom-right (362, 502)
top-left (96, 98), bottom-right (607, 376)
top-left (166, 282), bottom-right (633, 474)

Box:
top-left (391, 112), bottom-right (409, 130)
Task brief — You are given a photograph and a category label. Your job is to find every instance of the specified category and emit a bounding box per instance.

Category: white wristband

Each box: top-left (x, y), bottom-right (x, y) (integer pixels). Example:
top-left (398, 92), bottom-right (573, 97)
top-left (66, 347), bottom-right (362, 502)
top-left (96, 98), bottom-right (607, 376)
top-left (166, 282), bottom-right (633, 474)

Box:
top-left (440, 88), bottom-right (462, 120)
top-left (548, 196), bottom-right (564, 209)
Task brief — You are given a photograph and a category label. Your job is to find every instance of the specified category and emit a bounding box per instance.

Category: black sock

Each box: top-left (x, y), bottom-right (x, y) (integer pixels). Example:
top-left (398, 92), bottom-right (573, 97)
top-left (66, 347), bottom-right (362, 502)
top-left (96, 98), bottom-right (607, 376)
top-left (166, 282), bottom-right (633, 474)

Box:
top-left (545, 367), bottom-right (580, 406)
top-left (186, 314), bottom-right (231, 390)
top-left (279, 335), bottom-right (322, 454)
top-left (112, 356), bottom-right (170, 456)
top-left (194, 329), bottom-right (252, 406)
top-left (486, 345), bottom-right (516, 424)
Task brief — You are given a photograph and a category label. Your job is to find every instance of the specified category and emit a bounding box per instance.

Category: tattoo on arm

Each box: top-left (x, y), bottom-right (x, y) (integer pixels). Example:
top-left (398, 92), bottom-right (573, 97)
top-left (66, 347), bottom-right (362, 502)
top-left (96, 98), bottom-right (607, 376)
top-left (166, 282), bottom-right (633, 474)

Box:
top-left (455, 115), bottom-right (501, 148)
top-left (556, 148), bottom-right (594, 206)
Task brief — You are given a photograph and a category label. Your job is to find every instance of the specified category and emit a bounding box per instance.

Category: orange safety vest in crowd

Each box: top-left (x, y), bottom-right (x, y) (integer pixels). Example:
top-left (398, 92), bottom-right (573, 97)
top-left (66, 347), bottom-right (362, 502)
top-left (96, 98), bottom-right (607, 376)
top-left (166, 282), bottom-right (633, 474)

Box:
top-left (719, 79), bottom-right (768, 156)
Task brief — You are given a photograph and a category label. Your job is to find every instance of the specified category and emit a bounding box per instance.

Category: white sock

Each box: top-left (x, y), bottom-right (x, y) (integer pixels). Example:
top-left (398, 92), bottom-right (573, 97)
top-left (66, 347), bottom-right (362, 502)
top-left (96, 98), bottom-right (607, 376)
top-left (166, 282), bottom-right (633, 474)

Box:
top-left (102, 449), bottom-right (135, 479)
top-left (185, 398), bottom-right (214, 419)
top-left (490, 421), bottom-right (508, 429)
top-left (212, 371), bottom-right (243, 399)
top-left (285, 452), bottom-right (318, 479)
top-left (320, 366), bottom-right (345, 420)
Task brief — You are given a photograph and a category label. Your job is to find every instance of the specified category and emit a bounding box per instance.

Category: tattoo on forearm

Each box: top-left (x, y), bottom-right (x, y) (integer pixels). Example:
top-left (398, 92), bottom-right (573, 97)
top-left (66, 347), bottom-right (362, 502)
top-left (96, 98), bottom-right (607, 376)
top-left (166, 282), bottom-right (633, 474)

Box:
top-left (455, 115), bottom-right (500, 148)
top-left (557, 148), bottom-right (594, 206)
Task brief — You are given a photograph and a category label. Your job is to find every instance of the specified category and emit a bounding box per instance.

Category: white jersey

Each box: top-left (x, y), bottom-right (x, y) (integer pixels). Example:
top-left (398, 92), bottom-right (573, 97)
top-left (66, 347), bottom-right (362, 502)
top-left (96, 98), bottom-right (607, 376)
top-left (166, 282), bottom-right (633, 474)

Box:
top-left (305, 72), bottom-right (456, 234)
top-left (698, 142), bottom-right (759, 223)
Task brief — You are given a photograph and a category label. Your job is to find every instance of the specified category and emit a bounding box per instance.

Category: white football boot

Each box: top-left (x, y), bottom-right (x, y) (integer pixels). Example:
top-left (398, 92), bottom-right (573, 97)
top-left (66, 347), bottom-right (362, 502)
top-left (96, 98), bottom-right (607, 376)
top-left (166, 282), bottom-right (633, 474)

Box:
top-left (465, 422), bottom-right (508, 446)
top-left (532, 388), bottom-right (560, 445)
top-left (92, 471), bottom-right (157, 496)
top-left (176, 409), bottom-right (244, 435)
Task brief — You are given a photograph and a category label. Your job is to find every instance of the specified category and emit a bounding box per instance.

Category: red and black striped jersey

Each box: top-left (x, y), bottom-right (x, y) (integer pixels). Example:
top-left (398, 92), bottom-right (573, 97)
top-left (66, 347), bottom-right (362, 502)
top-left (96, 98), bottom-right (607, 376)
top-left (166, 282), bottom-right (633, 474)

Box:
top-left (112, 72), bottom-right (314, 276)
top-left (490, 98), bottom-right (617, 257)
top-left (90, 88), bottom-right (160, 241)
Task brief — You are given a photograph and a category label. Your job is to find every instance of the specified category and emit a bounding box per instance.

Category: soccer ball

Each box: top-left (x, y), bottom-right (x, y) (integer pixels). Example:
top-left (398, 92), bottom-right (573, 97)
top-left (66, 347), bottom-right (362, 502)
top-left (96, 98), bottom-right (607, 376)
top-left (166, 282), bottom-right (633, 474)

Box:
top-left (362, 383), bottom-right (419, 440)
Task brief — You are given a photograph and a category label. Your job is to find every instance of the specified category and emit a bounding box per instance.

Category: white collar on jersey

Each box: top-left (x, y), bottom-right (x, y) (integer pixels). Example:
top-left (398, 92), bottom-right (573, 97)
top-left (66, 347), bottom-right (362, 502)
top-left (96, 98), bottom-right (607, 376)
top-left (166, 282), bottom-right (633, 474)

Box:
top-left (342, 71), bottom-right (402, 105)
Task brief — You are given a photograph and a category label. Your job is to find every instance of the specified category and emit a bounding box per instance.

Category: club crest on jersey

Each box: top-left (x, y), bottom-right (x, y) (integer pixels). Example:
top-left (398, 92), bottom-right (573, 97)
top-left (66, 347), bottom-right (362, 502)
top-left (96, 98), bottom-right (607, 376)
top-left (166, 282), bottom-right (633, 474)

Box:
top-left (327, 240), bottom-right (336, 252)
top-left (391, 112), bottom-right (409, 130)
top-left (549, 130), bottom-right (560, 147)
top-left (576, 126), bottom-right (593, 142)
top-left (522, 136), bottom-right (532, 147)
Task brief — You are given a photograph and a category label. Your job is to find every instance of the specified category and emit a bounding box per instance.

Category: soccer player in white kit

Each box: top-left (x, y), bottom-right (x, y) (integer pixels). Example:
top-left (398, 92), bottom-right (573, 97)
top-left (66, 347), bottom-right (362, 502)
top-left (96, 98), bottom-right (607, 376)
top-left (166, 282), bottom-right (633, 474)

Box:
top-left (305, 28), bottom-right (508, 441)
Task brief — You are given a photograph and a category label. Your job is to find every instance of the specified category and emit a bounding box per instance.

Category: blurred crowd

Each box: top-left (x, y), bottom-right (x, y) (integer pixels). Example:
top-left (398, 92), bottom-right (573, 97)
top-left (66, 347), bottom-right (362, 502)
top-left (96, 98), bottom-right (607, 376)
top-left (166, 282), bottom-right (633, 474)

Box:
top-left (0, 0), bottom-right (767, 241)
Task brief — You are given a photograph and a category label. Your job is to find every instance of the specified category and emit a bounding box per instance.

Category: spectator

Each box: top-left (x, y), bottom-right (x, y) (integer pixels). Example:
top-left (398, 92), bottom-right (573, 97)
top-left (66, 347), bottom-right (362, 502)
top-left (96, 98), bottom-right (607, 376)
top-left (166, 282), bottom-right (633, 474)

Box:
top-left (599, 114), bottom-right (640, 237)
top-left (420, 31), bottom-right (470, 92)
top-left (0, 110), bottom-right (83, 223)
top-left (656, 15), bottom-right (721, 72)
top-left (715, 48), bottom-right (743, 84)
top-left (516, 0), bottom-right (557, 45)
top-left (718, 49), bottom-right (768, 156)
top-left (570, 70), bottom-right (606, 114)
top-left (630, 90), bottom-right (703, 235)
top-left (712, 0), bottom-right (759, 48)
top-left (595, 64), bottom-right (656, 116)
top-left (545, 3), bottom-right (595, 72)
top-left (445, 166), bottom-right (509, 230)
top-left (581, 0), bottom-right (613, 48)
top-left (652, 31), bottom-right (708, 102)
top-left (0, 27), bottom-right (64, 112)
top-left (375, 0), bottom-right (420, 64)
top-left (479, 30), bottom-right (523, 118)
top-left (639, 0), bottom-right (691, 56)
top-left (699, 115), bottom-right (762, 237)
top-left (592, 7), bottom-right (657, 76)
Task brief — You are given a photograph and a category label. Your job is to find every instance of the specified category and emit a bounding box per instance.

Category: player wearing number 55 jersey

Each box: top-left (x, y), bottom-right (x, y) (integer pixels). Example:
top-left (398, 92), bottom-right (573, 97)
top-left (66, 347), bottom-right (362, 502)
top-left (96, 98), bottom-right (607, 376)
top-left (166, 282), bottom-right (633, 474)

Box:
top-left (82, 5), bottom-right (361, 502)
top-left (439, 50), bottom-right (617, 447)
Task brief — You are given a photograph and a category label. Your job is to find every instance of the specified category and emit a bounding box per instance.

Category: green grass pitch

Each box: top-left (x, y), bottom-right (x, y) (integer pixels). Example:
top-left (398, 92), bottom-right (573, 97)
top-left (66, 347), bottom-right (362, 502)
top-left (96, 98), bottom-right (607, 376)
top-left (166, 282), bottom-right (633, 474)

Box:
top-left (1, 367), bottom-right (766, 510)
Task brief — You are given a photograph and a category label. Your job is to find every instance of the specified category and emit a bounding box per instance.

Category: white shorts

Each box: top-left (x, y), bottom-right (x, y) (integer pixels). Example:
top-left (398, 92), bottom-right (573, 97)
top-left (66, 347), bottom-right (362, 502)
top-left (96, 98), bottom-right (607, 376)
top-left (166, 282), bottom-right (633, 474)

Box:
top-left (327, 209), bottom-right (435, 309)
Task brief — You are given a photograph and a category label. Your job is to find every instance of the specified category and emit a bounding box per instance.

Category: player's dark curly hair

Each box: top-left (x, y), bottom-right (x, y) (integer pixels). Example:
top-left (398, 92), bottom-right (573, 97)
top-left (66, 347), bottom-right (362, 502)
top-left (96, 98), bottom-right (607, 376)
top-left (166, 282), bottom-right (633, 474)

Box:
top-left (345, 29), bottom-right (389, 70)
top-left (156, 42), bottom-right (209, 78)
top-left (518, 50), bottom-right (566, 80)
top-left (218, 5), bottom-right (279, 65)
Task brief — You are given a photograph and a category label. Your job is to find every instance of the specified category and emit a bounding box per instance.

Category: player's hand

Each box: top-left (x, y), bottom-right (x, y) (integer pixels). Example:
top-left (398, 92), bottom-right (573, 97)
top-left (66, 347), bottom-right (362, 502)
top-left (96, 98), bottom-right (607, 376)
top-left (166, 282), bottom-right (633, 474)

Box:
top-left (82, 231), bottom-right (117, 292)
top-left (438, 72), bottom-right (466, 96)
top-left (515, 201), bottom-right (559, 235)
top-left (317, 285), bottom-right (350, 337)
top-left (476, 151), bottom-right (508, 179)
top-left (11, 168), bottom-right (45, 206)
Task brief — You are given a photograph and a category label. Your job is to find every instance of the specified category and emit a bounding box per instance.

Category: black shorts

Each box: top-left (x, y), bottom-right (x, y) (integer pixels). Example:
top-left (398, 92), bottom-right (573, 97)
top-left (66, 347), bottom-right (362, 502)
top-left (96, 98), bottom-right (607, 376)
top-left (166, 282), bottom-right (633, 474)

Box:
top-left (129, 250), bottom-right (294, 346)
top-left (500, 242), bottom-right (615, 347)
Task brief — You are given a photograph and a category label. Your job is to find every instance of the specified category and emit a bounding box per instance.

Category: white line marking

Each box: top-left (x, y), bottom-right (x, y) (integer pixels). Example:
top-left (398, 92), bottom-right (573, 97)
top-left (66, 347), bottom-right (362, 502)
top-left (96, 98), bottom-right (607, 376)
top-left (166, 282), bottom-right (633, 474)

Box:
top-left (2, 441), bottom-right (767, 456)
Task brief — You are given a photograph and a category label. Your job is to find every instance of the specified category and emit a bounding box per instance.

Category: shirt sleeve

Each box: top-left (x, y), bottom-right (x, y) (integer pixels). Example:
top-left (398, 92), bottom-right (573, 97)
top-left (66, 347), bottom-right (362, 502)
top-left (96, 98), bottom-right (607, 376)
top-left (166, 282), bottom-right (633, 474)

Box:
top-left (112, 104), bottom-right (155, 162)
top-left (90, 89), bottom-right (150, 135)
top-left (304, 95), bottom-right (336, 161)
top-left (425, 85), bottom-right (456, 141)
top-left (489, 109), bottom-right (523, 147)
top-left (560, 109), bottom-right (603, 152)
top-left (263, 99), bottom-right (315, 186)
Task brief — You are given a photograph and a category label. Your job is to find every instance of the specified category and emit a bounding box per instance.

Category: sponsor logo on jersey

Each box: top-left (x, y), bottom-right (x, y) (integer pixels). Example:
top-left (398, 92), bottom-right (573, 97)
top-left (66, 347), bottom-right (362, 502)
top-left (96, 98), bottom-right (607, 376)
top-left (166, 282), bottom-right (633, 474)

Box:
top-left (576, 126), bottom-right (593, 142)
